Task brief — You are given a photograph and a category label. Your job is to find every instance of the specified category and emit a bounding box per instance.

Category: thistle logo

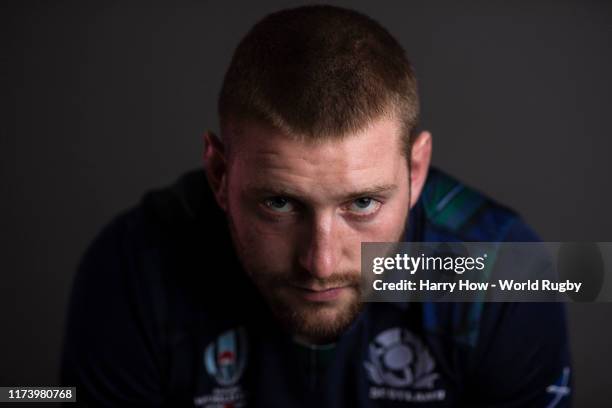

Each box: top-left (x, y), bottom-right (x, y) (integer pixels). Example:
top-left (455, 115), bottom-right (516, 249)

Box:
top-left (204, 327), bottom-right (248, 386)
top-left (364, 327), bottom-right (439, 389)
top-left (364, 328), bottom-right (445, 403)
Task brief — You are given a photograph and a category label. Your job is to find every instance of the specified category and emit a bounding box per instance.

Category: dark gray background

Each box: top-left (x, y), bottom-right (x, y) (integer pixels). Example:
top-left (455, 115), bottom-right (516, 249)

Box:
top-left (2, 0), bottom-right (611, 405)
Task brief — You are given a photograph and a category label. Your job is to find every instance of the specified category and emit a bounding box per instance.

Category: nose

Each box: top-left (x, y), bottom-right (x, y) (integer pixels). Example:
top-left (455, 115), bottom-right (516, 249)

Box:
top-left (298, 212), bottom-right (339, 280)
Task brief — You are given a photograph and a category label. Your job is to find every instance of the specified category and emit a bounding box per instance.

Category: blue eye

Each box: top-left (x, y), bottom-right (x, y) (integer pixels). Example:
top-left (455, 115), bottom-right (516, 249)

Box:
top-left (264, 197), bottom-right (294, 213)
top-left (349, 197), bottom-right (381, 214)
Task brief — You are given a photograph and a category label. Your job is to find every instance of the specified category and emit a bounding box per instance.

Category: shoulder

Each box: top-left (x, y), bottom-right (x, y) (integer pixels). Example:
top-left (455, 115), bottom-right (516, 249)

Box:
top-left (89, 169), bottom-right (223, 265)
top-left (90, 170), bottom-right (239, 304)
top-left (419, 167), bottom-right (540, 242)
top-left (67, 171), bottom-right (215, 329)
top-left (411, 170), bottom-right (571, 406)
top-left (413, 168), bottom-right (549, 347)
top-left (62, 170), bottom-right (238, 403)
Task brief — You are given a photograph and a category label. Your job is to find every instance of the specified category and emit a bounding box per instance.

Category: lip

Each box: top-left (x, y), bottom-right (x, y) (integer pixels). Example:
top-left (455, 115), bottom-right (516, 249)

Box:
top-left (293, 286), bottom-right (348, 302)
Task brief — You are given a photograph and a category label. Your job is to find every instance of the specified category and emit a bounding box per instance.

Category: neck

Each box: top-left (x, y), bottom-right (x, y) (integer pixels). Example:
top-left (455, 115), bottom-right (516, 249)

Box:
top-left (292, 335), bottom-right (337, 349)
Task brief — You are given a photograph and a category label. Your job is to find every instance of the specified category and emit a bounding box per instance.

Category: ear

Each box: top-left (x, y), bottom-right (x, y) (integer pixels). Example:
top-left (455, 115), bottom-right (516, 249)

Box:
top-left (203, 130), bottom-right (229, 211)
top-left (409, 130), bottom-right (432, 208)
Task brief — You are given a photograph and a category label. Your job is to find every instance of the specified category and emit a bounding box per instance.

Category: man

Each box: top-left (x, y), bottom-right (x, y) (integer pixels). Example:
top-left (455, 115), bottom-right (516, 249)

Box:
top-left (62, 5), bottom-right (571, 407)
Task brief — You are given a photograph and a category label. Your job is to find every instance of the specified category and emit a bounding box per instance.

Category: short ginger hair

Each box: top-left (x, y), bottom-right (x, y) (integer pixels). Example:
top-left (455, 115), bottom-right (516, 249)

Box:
top-left (218, 5), bottom-right (420, 156)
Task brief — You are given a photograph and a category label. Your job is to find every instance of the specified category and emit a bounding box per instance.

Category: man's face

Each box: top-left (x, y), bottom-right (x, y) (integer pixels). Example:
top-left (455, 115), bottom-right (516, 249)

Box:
top-left (222, 117), bottom-right (411, 344)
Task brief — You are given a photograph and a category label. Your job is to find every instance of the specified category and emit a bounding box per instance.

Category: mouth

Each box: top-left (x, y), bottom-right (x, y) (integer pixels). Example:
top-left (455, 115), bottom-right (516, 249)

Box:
top-left (291, 285), bottom-right (349, 302)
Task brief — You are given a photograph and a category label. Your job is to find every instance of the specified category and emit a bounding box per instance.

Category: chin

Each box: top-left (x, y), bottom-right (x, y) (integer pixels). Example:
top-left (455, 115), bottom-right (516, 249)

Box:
top-left (269, 290), bottom-right (363, 344)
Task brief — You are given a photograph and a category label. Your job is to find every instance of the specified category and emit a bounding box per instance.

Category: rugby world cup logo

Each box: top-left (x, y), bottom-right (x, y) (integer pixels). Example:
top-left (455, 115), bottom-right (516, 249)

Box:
top-left (204, 327), bottom-right (248, 386)
top-left (364, 327), bottom-right (439, 389)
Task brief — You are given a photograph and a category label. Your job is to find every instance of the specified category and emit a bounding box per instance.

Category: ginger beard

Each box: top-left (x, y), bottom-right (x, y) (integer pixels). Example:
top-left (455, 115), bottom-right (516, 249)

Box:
top-left (225, 206), bottom-right (409, 344)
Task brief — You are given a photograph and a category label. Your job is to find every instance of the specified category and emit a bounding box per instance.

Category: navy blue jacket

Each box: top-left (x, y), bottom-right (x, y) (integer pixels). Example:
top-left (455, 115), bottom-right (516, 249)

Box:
top-left (61, 168), bottom-right (572, 407)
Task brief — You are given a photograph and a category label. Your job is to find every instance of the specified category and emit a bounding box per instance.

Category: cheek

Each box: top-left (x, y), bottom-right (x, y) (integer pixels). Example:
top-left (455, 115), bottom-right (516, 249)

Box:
top-left (248, 223), bottom-right (295, 259)
top-left (229, 204), bottom-right (296, 271)
top-left (351, 195), bottom-right (410, 242)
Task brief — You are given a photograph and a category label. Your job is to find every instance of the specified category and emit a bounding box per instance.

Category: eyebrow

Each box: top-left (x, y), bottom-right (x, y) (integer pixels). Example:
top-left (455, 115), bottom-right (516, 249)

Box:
top-left (245, 183), bottom-right (398, 202)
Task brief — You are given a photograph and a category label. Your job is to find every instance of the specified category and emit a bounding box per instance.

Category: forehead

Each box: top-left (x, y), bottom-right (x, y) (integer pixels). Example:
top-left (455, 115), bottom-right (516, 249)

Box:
top-left (227, 117), bottom-right (406, 199)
